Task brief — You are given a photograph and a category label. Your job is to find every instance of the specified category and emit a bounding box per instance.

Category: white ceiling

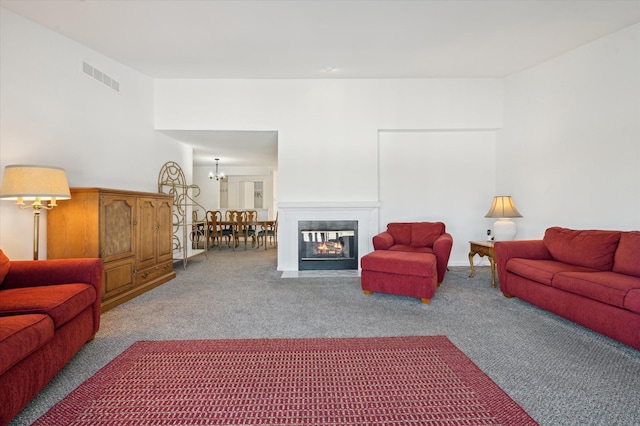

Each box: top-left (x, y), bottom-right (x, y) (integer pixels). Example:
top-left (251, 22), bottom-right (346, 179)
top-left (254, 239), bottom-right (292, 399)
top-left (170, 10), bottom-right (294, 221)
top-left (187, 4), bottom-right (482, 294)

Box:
top-left (2, 0), bottom-right (639, 168)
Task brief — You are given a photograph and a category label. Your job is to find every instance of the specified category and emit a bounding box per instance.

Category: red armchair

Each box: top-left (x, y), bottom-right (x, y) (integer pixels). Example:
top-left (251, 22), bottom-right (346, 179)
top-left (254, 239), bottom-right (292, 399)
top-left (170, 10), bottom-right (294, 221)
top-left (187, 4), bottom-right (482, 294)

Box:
top-left (372, 222), bottom-right (453, 284)
top-left (360, 222), bottom-right (453, 304)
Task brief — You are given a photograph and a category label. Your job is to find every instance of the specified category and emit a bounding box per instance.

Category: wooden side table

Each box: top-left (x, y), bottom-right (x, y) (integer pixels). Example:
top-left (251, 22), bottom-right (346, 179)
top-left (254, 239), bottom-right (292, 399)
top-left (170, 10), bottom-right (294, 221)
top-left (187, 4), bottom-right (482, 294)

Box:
top-left (468, 241), bottom-right (496, 288)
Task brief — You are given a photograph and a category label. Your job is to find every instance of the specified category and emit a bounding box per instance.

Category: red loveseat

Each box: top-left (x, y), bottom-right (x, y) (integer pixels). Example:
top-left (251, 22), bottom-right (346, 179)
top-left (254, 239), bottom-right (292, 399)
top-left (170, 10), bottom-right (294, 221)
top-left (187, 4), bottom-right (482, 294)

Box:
top-left (495, 227), bottom-right (640, 351)
top-left (360, 222), bottom-right (453, 303)
top-left (0, 250), bottom-right (103, 425)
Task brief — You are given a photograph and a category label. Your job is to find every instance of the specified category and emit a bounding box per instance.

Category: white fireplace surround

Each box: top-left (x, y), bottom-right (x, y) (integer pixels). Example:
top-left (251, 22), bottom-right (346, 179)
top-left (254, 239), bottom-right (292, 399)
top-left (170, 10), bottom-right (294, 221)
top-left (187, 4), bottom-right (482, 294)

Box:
top-left (277, 202), bottom-right (380, 271)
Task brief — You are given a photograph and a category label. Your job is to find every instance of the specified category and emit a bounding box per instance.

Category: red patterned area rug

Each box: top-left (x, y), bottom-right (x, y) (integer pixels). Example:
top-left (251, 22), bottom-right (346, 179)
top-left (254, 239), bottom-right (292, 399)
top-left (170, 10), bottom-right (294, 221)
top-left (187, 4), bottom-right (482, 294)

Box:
top-left (34, 336), bottom-right (537, 425)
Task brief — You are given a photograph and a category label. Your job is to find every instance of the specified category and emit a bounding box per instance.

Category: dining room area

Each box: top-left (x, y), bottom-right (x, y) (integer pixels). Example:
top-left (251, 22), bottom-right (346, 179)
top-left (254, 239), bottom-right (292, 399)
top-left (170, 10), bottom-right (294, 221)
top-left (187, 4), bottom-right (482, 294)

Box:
top-left (203, 209), bottom-right (278, 252)
top-left (153, 129), bottom-right (279, 270)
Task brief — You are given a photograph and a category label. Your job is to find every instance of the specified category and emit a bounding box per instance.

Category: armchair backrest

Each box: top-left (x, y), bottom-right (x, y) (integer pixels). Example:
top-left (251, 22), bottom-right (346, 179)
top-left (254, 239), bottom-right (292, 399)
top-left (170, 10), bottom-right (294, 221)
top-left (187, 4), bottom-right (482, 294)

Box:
top-left (387, 222), bottom-right (445, 248)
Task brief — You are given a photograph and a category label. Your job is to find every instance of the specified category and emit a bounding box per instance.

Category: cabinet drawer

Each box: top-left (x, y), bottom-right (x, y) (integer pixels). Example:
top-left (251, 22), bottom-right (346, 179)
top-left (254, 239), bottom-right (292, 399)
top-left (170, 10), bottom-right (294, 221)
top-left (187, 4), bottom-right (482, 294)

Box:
top-left (103, 257), bottom-right (135, 300)
top-left (475, 246), bottom-right (493, 257)
top-left (136, 260), bottom-right (174, 287)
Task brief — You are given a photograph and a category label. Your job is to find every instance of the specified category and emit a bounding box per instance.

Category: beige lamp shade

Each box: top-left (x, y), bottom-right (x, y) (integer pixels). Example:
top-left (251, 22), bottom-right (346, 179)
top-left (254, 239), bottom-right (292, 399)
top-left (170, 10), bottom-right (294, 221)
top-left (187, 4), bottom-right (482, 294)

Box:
top-left (484, 196), bottom-right (522, 218)
top-left (0, 165), bottom-right (71, 260)
top-left (0, 165), bottom-right (71, 201)
top-left (484, 195), bottom-right (522, 241)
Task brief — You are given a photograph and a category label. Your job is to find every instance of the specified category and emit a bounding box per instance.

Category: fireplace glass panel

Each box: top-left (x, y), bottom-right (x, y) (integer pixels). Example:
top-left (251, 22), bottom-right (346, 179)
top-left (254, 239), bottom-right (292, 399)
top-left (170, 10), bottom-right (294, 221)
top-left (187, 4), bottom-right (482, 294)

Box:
top-left (298, 221), bottom-right (358, 270)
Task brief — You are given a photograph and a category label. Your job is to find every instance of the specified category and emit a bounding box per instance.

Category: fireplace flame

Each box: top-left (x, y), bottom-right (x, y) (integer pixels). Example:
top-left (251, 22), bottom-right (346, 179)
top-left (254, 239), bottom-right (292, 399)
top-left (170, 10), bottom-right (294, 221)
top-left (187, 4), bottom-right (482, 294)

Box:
top-left (315, 240), bottom-right (344, 255)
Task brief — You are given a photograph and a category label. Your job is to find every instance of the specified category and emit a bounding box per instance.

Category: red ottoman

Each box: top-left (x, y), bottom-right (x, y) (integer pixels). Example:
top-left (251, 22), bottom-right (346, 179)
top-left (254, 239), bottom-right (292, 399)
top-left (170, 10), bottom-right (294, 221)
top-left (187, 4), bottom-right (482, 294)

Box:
top-left (360, 251), bottom-right (438, 304)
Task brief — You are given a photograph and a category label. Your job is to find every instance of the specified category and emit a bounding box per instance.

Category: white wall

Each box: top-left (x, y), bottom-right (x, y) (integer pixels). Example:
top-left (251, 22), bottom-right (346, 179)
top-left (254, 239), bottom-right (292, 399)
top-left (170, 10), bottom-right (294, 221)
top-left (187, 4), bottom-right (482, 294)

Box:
top-left (226, 175), bottom-right (274, 214)
top-left (379, 130), bottom-right (498, 264)
top-left (193, 166), bottom-right (221, 214)
top-left (0, 9), bottom-right (190, 259)
top-left (156, 79), bottom-right (502, 203)
top-left (497, 23), bottom-right (640, 239)
top-left (155, 78), bottom-right (503, 266)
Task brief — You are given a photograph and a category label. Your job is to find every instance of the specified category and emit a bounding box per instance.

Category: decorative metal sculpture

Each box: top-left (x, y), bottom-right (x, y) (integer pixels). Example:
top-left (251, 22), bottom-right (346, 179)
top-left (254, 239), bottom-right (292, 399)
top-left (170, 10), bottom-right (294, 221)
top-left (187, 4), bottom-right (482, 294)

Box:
top-left (158, 161), bottom-right (207, 269)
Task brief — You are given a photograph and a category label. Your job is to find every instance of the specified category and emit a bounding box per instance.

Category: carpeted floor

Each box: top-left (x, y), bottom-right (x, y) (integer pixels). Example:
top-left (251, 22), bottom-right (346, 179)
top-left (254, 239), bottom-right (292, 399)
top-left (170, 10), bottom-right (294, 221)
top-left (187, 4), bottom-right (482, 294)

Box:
top-left (33, 336), bottom-right (537, 425)
top-left (9, 247), bottom-right (640, 425)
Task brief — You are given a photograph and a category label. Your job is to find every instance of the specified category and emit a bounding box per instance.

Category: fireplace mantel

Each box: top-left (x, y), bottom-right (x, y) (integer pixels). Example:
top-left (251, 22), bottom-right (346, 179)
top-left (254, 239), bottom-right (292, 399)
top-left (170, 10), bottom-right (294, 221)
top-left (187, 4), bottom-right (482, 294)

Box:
top-left (277, 201), bottom-right (380, 271)
top-left (279, 201), bottom-right (381, 209)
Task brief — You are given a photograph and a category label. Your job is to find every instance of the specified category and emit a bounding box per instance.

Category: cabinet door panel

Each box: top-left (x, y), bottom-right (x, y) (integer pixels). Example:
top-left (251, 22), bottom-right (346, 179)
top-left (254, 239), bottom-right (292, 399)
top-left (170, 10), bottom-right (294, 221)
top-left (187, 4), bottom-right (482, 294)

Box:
top-left (103, 257), bottom-right (135, 300)
top-left (101, 195), bottom-right (136, 262)
top-left (136, 198), bottom-right (157, 270)
top-left (47, 190), bottom-right (100, 259)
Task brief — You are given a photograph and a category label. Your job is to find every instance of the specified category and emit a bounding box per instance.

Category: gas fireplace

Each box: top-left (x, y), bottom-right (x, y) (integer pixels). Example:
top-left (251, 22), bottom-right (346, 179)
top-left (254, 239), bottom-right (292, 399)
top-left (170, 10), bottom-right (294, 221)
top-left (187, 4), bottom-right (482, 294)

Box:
top-left (298, 220), bottom-right (358, 270)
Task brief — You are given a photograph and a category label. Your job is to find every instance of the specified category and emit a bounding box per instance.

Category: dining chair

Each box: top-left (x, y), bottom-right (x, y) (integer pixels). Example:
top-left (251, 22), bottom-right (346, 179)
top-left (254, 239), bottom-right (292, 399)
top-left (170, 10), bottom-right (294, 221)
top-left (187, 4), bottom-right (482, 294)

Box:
top-left (222, 210), bottom-right (238, 248)
top-left (245, 209), bottom-right (258, 223)
top-left (233, 210), bottom-right (257, 250)
top-left (206, 210), bottom-right (225, 250)
top-left (190, 211), bottom-right (207, 250)
top-left (245, 209), bottom-right (259, 238)
top-left (258, 212), bottom-right (278, 248)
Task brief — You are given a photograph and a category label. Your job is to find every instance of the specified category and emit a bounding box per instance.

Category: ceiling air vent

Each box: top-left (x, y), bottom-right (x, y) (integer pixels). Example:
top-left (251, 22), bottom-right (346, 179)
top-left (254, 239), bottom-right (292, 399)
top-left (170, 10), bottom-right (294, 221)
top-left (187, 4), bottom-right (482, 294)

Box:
top-left (81, 61), bottom-right (120, 93)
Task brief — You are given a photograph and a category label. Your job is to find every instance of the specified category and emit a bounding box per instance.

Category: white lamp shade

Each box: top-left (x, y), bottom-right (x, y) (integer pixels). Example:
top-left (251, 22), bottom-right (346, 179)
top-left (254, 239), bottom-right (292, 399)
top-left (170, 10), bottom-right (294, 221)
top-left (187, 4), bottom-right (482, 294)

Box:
top-left (0, 165), bottom-right (71, 201)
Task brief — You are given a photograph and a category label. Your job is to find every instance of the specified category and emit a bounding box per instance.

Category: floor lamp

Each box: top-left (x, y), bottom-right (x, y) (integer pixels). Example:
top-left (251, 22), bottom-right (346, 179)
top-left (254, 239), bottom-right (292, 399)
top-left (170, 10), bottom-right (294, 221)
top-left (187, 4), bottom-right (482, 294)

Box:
top-left (0, 165), bottom-right (71, 260)
top-left (485, 195), bottom-right (522, 241)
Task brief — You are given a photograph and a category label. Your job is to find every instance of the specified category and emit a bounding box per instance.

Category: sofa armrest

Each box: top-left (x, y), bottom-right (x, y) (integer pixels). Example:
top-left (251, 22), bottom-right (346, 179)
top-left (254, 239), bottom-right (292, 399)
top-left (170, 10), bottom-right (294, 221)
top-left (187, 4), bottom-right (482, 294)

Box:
top-left (494, 240), bottom-right (551, 293)
top-left (433, 233), bottom-right (453, 283)
top-left (373, 232), bottom-right (394, 250)
top-left (3, 258), bottom-right (104, 333)
top-left (4, 258), bottom-right (103, 290)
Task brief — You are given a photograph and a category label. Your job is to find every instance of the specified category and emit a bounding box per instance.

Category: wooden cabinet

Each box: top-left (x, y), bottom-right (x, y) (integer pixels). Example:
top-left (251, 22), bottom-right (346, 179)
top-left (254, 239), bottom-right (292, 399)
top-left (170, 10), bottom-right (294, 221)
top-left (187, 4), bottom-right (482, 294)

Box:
top-left (47, 188), bottom-right (176, 312)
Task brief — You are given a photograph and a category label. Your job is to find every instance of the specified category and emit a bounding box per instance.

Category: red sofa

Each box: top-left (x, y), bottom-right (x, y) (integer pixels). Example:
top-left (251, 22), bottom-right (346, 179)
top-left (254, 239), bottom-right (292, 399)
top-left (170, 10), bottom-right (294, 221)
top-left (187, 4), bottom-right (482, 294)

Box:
top-left (495, 227), bottom-right (640, 351)
top-left (360, 222), bottom-right (453, 303)
top-left (0, 249), bottom-right (103, 425)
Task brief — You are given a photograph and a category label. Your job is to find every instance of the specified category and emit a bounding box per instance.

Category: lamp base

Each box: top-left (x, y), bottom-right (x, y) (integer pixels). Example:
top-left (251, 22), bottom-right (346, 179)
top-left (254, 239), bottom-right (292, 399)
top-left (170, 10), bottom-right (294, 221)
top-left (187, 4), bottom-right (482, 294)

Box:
top-left (493, 218), bottom-right (517, 241)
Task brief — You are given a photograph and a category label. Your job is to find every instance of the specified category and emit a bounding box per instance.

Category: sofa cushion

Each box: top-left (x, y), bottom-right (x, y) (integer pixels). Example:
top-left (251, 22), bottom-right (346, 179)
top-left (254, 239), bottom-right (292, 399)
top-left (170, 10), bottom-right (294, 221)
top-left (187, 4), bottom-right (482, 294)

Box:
top-left (0, 284), bottom-right (96, 329)
top-left (624, 289), bottom-right (640, 315)
top-left (505, 259), bottom-right (595, 286)
top-left (543, 227), bottom-right (620, 271)
top-left (0, 314), bottom-right (54, 375)
top-left (389, 245), bottom-right (434, 254)
top-left (361, 251), bottom-right (436, 278)
top-left (0, 249), bottom-right (10, 287)
top-left (612, 231), bottom-right (640, 278)
top-left (552, 271), bottom-right (640, 309)
top-left (410, 222), bottom-right (444, 247)
top-left (387, 223), bottom-right (412, 246)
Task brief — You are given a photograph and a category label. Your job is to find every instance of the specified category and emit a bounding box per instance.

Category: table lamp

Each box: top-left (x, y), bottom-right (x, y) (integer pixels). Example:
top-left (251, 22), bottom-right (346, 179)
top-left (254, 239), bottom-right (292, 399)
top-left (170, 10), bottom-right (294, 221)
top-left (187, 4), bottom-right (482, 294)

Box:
top-left (0, 165), bottom-right (71, 260)
top-left (484, 195), bottom-right (522, 241)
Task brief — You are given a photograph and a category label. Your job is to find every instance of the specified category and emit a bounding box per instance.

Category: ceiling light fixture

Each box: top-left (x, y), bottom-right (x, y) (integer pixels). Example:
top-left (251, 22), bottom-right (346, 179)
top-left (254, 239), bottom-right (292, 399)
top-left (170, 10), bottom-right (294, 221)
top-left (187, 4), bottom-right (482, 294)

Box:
top-left (211, 158), bottom-right (225, 181)
top-left (322, 65), bottom-right (336, 73)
